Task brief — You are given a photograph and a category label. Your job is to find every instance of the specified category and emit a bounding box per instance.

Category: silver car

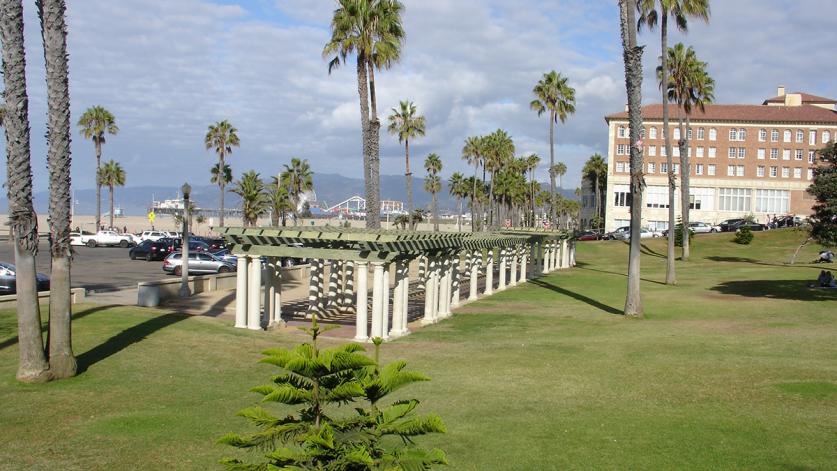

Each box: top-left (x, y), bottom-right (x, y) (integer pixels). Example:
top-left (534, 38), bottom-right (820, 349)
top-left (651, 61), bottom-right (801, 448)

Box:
top-left (162, 252), bottom-right (236, 276)
top-left (0, 262), bottom-right (50, 295)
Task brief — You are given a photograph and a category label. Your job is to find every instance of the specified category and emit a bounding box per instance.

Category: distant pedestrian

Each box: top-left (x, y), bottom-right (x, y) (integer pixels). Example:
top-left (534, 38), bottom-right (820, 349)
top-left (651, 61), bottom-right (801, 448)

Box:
top-left (122, 225), bottom-right (127, 234)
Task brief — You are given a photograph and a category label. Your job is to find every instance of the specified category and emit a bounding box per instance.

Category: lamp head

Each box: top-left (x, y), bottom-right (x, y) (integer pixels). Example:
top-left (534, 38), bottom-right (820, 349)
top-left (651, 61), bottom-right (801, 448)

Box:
top-left (181, 182), bottom-right (191, 199)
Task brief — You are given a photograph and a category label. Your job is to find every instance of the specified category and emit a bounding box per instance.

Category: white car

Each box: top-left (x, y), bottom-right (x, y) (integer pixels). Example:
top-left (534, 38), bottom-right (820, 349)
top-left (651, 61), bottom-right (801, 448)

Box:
top-left (70, 232), bottom-right (87, 246)
top-left (606, 226), bottom-right (659, 240)
top-left (82, 230), bottom-right (135, 248)
top-left (140, 230), bottom-right (168, 242)
top-left (689, 222), bottom-right (720, 233)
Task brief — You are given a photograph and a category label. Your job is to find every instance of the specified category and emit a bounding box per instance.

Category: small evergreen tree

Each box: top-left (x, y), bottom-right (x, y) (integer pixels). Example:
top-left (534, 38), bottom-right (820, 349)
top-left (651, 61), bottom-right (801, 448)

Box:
top-left (734, 225), bottom-right (753, 245)
top-left (809, 142), bottom-right (837, 246)
top-left (673, 217), bottom-right (693, 248)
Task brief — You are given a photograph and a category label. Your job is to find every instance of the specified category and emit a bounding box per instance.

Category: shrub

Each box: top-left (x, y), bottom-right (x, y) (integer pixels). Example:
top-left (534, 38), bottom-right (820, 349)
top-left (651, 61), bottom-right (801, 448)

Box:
top-left (673, 222), bottom-right (694, 247)
top-left (734, 225), bottom-right (754, 245)
top-left (219, 318), bottom-right (447, 470)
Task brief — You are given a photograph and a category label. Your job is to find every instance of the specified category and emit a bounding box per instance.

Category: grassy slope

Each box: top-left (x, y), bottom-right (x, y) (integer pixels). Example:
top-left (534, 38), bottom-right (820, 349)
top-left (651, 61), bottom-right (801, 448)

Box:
top-left (0, 229), bottom-right (835, 470)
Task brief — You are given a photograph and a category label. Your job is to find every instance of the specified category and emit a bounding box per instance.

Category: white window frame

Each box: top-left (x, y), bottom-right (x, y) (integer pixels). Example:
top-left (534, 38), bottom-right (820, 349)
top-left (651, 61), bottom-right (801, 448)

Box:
top-left (757, 148), bottom-right (765, 160)
top-left (649, 127), bottom-right (657, 139)
top-left (738, 148), bottom-right (746, 159)
top-left (795, 149), bottom-right (803, 160)
top-left (647, 162), bottom-right (656, 174)
top-left (708, 147), bottom-right (717, 158)
top-left (728, 147), bottom-right (737, 159)
top-left (661, 163), bottom-right (668, 174)
top-left (696, 164), bottom-right (704, 175)
top-left (808, 150), bottom-right (815, 164)
top-left (809, 130), bottom-right (816, 145)
top-left (771, 129), bottom-right (779, 142)
top-left (770, 148), bottom-right (778, 160)
top-left (618, 126), bottom-right (626, 138)
top-left (757, 166), bottom-right (765, 177)
top-left (709, 128), bottom-right (717, 141)
top-left (739, 128), bottom-right (746, 141)
top-left (728, 128), bottom-right (737, 141)
top-left (782, 149), bottom-right (790, 161)
top-left (781, 167), bottom-right (790, 178)
top-left (648, 145), bottom-right (657, 156)
top-left (824, 130), bottom-right (832, 144)
top-left (759, 129), bottom-right (767, 142)
top-left (707, 164), bottom-right (716, 176)
top-left (793, 167), bottom-right (802, 179)
top-left (796, 129), bottom-right (804, 143)
top-left (736, 165), bottom-right (745, 177)
top-left (726, 165), bottom-right (735, 176)
top-left (769, 166), bottom-right (777, 178)
top-left (696, 147), bottom-right (704, 158)
top-left (697, 127), bottom-right (705, 140)
top-left (783, 130), bottom-right (791, 143)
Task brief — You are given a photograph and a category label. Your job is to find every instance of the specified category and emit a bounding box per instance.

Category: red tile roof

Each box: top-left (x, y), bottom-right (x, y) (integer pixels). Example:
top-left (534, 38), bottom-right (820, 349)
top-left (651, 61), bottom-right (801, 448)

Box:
top-left (763, 92), bottom-right (836, 105)
top-left (605, 104), bottom-right (837, 124)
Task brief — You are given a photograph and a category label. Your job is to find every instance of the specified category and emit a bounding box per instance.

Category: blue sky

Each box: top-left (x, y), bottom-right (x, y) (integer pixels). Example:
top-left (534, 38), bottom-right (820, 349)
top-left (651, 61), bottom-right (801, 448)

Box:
top-left (4, 0), bottom-right (837, 197)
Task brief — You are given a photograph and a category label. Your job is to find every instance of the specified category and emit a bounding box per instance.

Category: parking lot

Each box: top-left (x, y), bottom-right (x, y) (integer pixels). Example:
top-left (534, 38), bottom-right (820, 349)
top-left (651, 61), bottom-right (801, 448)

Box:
top-left (0, 241), bottom-right (173, 292)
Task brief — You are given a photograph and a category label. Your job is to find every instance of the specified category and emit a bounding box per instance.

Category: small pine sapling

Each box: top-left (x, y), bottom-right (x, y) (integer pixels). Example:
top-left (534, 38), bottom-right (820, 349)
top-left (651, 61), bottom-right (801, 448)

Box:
top-left (734, 225), bottom-right (754, 245)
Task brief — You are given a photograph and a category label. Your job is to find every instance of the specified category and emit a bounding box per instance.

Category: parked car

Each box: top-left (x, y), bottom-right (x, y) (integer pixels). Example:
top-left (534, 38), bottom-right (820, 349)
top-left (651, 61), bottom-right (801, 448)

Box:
top-left (81, 230), bottom-right (135, 248)
top-left (129, 239), bottom-right (175, 261)
top-left (772, 215), bottom-right (802, 228)
top-left (0, 262), bottom-right (50, 294)
top-left (737, 222), bottom-right (767, 232)
top-left (576, 230), bottom-right (602, 241)
top-left (211, 249), bottom-right (303, 268)
top-left (162, 252), bottom-right (236, 275)
top-left (719, 218), bottom-right (746, 232)
top-left (605, 226), bottom-right (630, 240)
top-left (140, 230), bottom-right (168, 242)
top-left (69, 231), bottom-right (94, 246)
top-left (203, 237), bottom-right (228, 251)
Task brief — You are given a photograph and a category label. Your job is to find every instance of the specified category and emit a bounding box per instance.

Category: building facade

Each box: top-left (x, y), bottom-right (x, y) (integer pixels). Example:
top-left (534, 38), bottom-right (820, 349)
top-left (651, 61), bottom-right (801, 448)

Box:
top-left (602, 88), bottom-right (837, 232)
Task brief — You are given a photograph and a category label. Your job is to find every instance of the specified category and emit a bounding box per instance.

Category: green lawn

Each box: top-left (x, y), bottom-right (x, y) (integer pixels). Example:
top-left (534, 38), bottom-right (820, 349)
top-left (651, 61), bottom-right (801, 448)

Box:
top-left (1, 229), bottom-right (835, 470)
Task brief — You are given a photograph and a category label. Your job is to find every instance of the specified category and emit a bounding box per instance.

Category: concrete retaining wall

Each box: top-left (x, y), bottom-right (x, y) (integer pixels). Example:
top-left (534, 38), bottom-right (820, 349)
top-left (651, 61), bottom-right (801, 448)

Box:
top-left (137, 264), bottom-right (309, 307)
top-left (0, 287), bottom-right (86, 310)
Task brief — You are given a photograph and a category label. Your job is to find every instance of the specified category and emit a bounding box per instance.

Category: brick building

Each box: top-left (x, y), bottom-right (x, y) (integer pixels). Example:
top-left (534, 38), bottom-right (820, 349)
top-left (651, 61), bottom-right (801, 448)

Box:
top-left (599, 87), bottom-right (837, 232)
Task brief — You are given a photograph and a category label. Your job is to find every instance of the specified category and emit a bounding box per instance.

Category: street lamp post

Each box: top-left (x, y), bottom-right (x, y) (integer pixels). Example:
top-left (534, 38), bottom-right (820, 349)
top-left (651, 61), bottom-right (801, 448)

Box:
top-left (179, 182), bottom-right (192, 297)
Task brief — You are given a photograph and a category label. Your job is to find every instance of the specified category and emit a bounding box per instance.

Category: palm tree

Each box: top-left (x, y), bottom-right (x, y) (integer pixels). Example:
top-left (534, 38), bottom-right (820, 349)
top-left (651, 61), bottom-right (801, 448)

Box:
top-left (658, 43), bottom-right (714, 261)
top-left (620, 0), bottom-right (646, 316)
top-left (423, 153), bottom-right (442, 230)
top-left (324, 0), bottom-right (405, 229)
top-left (280, 157), bottom-right (314, 221)
top-left (77, 105), bottom-right (118, 231)
top-left (461, 135), bottom-right (485, 231)
top-left (2, 0), bottom-right (51, 382)
top-left (483, 130), bottom-right (515, 228)
top-left (38, 0), bottom-right (75, 379)
top-left (268, 177), bottom-right (294, 227)
top-left (97, 160), bottom-right (125, 230)
top-left (231, 171), bottom-right (268, 227)
top-left (550, 162), bottom-right (567, 191)
top-left (525, 154), bottom-right (541, 227)
top-left (530, 71), bottom-right (576, 226)
top-left (210, 162), bottom-right (232, 189)
top-left (448, 172), bottom-right (466, 232)
top-left (387, 99), bottom-right (425, 223)
top-left (638, 0), bottom-right (710, 285)
top-left (204, 120), bottom-right (240, 228)
top-left (583, 154), bottom-right (607, 233)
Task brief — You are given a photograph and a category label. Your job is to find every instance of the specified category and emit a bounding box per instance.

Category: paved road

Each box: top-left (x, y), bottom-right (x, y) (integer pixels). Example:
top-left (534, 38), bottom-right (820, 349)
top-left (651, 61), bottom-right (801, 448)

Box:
top-left (0, 241), bottom-right (173, 292)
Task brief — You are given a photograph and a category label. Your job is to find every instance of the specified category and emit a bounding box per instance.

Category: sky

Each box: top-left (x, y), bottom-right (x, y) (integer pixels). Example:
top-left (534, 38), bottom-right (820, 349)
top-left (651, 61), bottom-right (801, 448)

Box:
top-left (5, 0), bottom-right (837, 197)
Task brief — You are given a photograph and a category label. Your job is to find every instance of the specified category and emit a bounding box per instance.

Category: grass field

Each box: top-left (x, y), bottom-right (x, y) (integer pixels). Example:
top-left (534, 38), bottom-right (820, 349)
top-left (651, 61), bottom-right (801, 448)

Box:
top-left (1, 229), bottom-right (835, 470)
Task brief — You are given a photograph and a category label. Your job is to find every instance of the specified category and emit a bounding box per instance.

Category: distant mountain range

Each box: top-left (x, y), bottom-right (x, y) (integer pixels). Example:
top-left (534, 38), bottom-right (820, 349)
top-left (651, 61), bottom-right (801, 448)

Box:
top-left (2, 173), bottom-right (577, 216)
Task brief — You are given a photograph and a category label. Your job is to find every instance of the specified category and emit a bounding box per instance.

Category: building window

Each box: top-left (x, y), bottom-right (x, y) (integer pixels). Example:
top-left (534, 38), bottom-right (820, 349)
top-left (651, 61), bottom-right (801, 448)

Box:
top-left (618, 126), bottom-right (626, 138)
top-left (770, 166), bottom-right (778, 177)
top-left (782, 149), bottom-right (790, 160)
top-left (782, 167), bottom-right (790, 178)
top-left (687, 128), bottom-right (693, 140)
top-left (661, 146), bottom-right (667, 157)
top-left (783, 130), bottom-right (791, 142)
top-left (697, 127), bottom-right (705, 140)
top-left (696, 164), bottom-right (704, 175)
top-left (757, 148), bottom-right (765, 160)
top-left (793, 167), bottom-right (802, 179)
top-left (808, 168), bottom-right (813, 180)
top-left (736, 165), bottom-right (745, 177)
top-left (739, 128), bottom-right (746, 141)
top-left (689, 194), bottom-right (701, 210)
top-left (709, 128), bottom-right (717, 141)
top-left (755, 189), bottom-right (789, 213)
top-left (673, 163), bottom-right (680, 175)
top-left (708, 147), bottom-right (716, 158)
top-left (687, 147), bottom-right (692, 157)
top-left (614, 191), bottom-right (632, 207)
top-left (796, 129), bottom-right (804, 143)
top-left (647, 162), bottom-right (655, 174)
top-left (645, 185), bottom-right (669, 208)
top-left (661, 163), bottom-right (668, 174)
top-left (728, 128), bottom-right (736, 141)
top-left (616, 161), bottom-right (625, 172)
top-left (809, 130), bottom-right (816, 145)
top-left (648, 145), bottom-right (657, 156)
top-left (770, 148), bottom-right (778, 160)
top-left (719, 188), bottom-right (752, 212)
top-left (738, 148), bottom-right (746, 159)
top-left (649, 127), bottom-right (657, 139)
top-left (808, 150), bottom-right (815, 163)
top-left (824, 130), bottom-right (832, 143)
top-left (728, 147), bottom-right (737, 159)
top-left (673, 127), bottom-right (681, 140)
top-left (795, 149), bottom-right (803, 160)
top-left (757, 166), bottom-right (765, 177)
top-left (696, 147), bottom-right (704, 158)
top-left (617, 144), bottom-right (627, 155)
top-left (726, 165), bottom-right (735, 176)
top-left (771, 129), bottom-right (779, 142)
top-left (759, 129), bottom-right (767, 142)
top-left (708, 164), bottom-right (716, 176)
top-left (673, 146), bottom-right (680, 157)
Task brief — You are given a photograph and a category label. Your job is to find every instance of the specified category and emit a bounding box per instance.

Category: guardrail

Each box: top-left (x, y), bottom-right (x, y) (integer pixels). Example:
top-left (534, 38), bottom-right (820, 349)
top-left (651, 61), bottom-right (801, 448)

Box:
top-left (0, 287), bottom-right (86, 310)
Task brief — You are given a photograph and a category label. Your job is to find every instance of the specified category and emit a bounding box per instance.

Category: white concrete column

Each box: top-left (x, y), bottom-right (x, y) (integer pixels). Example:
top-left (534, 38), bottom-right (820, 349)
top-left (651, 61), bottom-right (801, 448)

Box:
top-left (342, 261), bottom-right (354, 311)
top-left (400, 260), bottom-right (410, 334)
top-left (391, 263), bottom-right (403, 336)
top-left (570, 240), bottom-right (576, 266)
top-left (438, 257), bottom-right (451, 318)
top-left (468, 251), bottom-right (479, 300)
top-left (307, 258), bottom-right (321, 317)
top-left (247, 256), bottom-right (262, 330)
top-left (370, 262), bottom-right (385, 339)
top-left (326, 260), bottom-right (340, 309)
top-left (498, 248), bottom-right (507, 290)
top-left (431, 258), bottom-right (440, 321)
top-left (381, 264), bottom-right (391, 340)
top-left (556, 241), bottom-right (563, 269)
top-left (520, 246), bottom-right (528, 283)
top-left (264, 258), bottom-right (275, 327)
top-left (451, 252), bottom-right (461, 308)
top-left (484, 248), bottom-right (494, 296)
top-left (271, 263), bottom-right (283, 327)
top-left (417, 256), bottom-right (427, 290)
top-left (354, 261), bottom-right (369, 341)
top-left (234, 254), bottom-right (248, 328)
top-left (562, 239), bottom-right (569, 269)
top-left (510, 247), bottom-right (518, 286)
top-left (544, 242), bottom-right (552, 273)
top-left (422, 256), bottom-right (437, 325)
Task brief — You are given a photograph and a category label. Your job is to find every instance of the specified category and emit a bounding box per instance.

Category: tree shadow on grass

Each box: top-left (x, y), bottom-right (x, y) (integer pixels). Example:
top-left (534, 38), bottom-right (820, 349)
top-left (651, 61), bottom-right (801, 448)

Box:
top-left (529, 278), bottom-right (622, 315)
top-left (76, 312), bottom-right (188, 374)
top-left (574, 266), bottom-right (666, 286)
top-left (710, 279), bottom-right (837, 302)
top-left (705, 256), bottom-right (825, 270)
top-left (640, 242), bottom-right (666, 258)
top-left (0, 304), bottom-right (119, 352)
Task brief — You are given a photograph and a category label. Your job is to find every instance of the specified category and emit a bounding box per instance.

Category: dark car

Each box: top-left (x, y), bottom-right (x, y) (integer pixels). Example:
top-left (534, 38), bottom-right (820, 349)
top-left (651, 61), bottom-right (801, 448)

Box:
top-left (719, 218), bottom-right (746, 232)
top-left (165, 238), bottom-right (210, 253)
top-left (0, 262), bottom-right (50, 295)
top-left (203, 237), bottom-right (227, 251)
top-left (129, 239), bottom-right (175, 261)
top-left (737, 222), bottom-right (766, 232)
top-left (576, 230), bottom-right (602, 241)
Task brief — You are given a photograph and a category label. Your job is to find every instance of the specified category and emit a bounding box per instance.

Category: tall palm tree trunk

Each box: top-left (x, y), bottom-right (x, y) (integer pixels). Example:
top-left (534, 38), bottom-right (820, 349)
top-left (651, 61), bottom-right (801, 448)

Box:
top-left (594, 178), bottom-right (601, 232)
top-left (660, 13), bottom-right (676, 285)
top-left (404, 139), bottom-right (413, 228)
top-left (488, 175), bottom-right (495, 228)
top-left (619, 0), bottom-right (644, 317)
top-left (95, 141), bottom-right (101, 230)
top-left (40, 0), bottom-right (75, 379)
top-left (108, 185), bottom-right (115, 229)
top-left (218, 150), bottom-right (225, 227)
top-left (365, 58), bottom-right (381, 229)
top-left (549, 113), bottom-right (556, 225)
top-left (356, 55), bottom-right (378, 229)
top-left (2, 0), bottom-right (51, 382)
top-left (457, 197), bottom-right (463, 232)
top-left (530, 169), bottom-right (536, 227)
top-left (471, 162), bottom-right (478, 231)
top-left (680, 114), bottom-right (691, 260)
top-left (432, 191), bottom-right (439, 231)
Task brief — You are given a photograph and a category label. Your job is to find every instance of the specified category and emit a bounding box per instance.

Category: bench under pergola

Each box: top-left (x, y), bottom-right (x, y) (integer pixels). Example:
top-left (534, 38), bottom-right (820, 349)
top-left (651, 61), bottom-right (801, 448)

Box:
top-left (217, 226), bottom-right (576, 341)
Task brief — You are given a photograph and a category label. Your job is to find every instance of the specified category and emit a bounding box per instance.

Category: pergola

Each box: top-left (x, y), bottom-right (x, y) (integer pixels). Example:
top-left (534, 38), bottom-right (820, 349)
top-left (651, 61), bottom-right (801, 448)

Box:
top-left (217, 226), bottom-right (576, 341)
